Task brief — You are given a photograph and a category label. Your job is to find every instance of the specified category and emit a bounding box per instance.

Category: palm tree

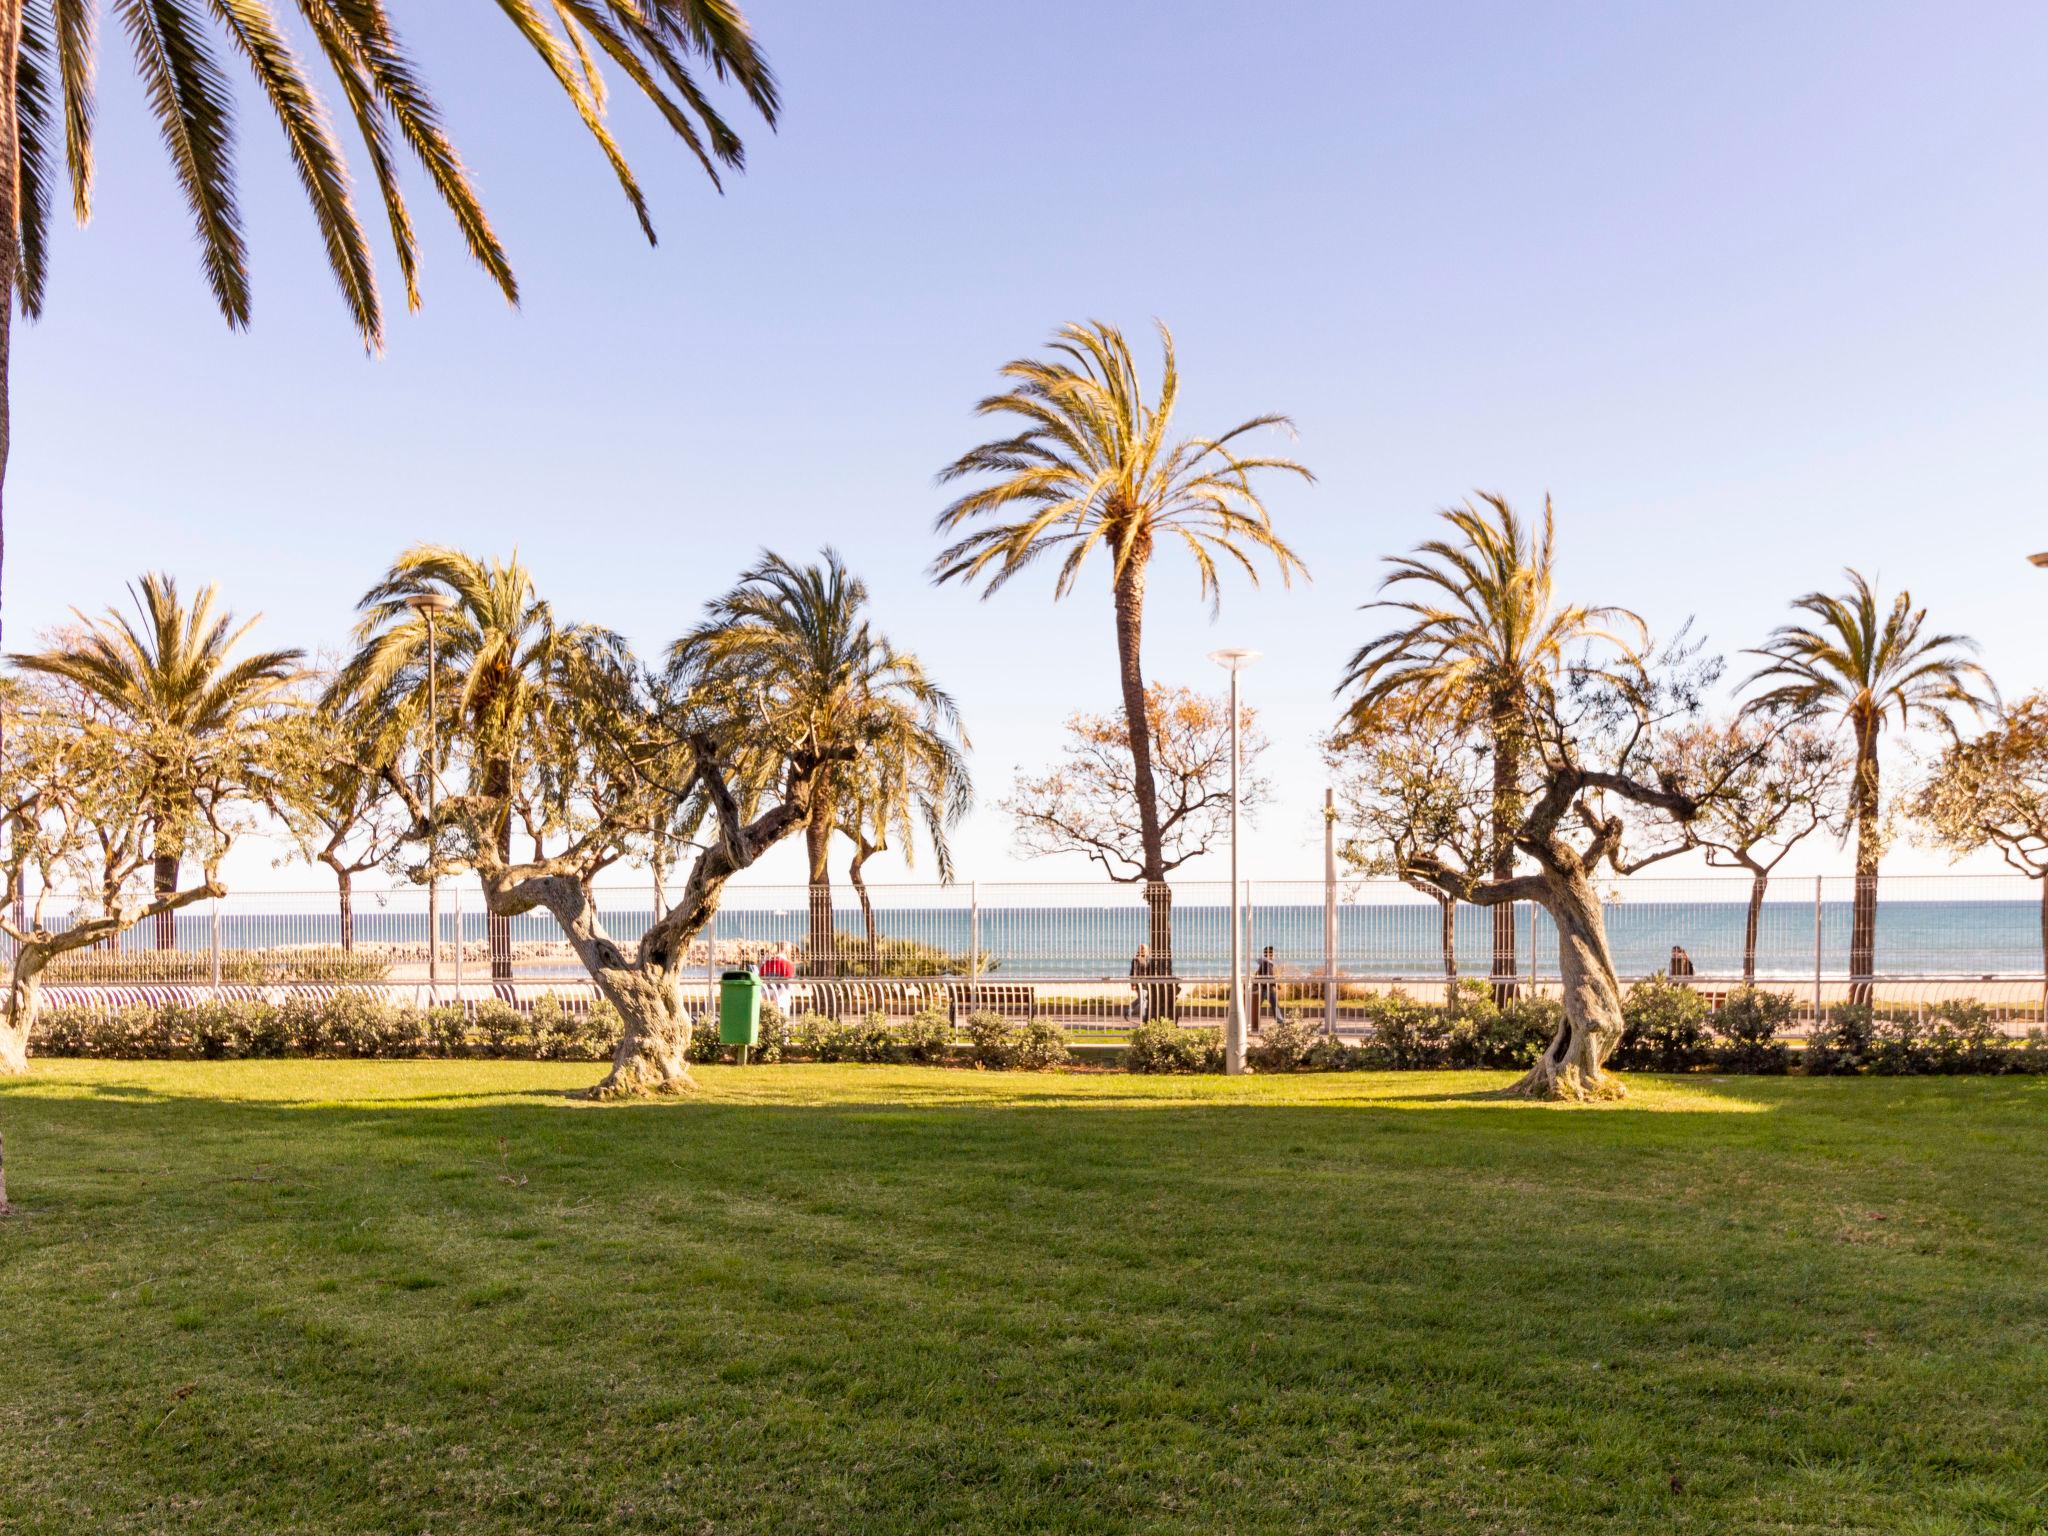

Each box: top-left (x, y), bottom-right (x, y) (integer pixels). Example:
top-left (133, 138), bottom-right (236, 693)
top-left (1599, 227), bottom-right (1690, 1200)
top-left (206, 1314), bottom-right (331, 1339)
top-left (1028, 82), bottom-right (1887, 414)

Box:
top-left (932, 319), bottom-right (1310, 966)
top-left (837, 715), bottom-right (971, 972)
top-left (675, 548), bottom-right (966, 981)
top-left (1743, 570), bottom-right (1991, 1002)
top-left (329, 545), bottom-right (628, 979)
top-left (0, 0), bottom-right (778, 669)
top-left (1337, 495), bottom-right (1643, 1000)
top-left (11, 572), bottom-right (300, 945)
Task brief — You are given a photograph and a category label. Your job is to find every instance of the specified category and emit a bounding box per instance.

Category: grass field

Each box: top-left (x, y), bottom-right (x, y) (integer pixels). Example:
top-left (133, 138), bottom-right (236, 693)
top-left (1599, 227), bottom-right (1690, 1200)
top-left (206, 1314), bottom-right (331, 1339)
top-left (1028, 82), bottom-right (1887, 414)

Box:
top-left (1, 1063), bottom-right (2044, 1534)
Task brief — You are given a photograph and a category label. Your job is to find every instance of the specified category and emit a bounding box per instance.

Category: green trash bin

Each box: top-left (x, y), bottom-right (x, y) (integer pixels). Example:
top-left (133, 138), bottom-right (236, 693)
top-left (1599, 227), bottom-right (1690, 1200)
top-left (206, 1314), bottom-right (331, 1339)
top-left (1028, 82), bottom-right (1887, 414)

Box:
top-left (718, 969), bottom-right (762, 1048)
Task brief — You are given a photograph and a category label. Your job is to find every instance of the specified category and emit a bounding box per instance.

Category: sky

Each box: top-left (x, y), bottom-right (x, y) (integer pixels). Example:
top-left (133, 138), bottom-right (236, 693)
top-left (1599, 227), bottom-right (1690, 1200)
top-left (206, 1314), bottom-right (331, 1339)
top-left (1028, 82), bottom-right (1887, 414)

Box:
top-left (8, 0), bottom-right (2047, 894)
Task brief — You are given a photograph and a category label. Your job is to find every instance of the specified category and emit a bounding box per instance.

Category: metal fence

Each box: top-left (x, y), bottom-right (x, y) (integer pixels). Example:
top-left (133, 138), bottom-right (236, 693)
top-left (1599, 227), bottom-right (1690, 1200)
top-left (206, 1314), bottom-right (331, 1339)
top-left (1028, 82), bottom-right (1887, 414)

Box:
top-left (17, 872), bottom-right (2048, 1026)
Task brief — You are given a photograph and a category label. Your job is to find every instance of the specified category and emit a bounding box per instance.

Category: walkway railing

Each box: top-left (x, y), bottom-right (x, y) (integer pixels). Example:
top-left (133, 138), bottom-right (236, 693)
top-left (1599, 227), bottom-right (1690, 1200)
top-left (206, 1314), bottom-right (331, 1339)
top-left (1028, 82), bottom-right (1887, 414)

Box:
top-left (17, 872), bottom-right (2048, 1026)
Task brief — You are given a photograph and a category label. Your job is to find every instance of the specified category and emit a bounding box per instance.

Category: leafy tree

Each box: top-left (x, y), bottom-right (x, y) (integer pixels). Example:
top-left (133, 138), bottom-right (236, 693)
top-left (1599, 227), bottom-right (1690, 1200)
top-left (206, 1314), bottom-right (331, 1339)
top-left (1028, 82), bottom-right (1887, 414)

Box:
top-left (0, 673), bottom-right (272, 1072)
top-left (1005, 682), bottom-right (1269, 880)
top-left (328, 546), bottom-right (625, 978)
top-left (10, 572), bottom-right (298, 946)
top-left (1339, 494), bottom-right (1642, 999)
top-left (1916, 694), bottom-right (2048, 973)
top-left (672, 549), bottom-right (965, 980)
top-left (1324, 700), bottom-right (1492, 1007)
top-left (1659, 717), bottom-right (1848, 982)
top-left (932, 320), bottom-right (1309, 965)
top-left (1346, 632), bottom-right (1751, 1101)
top-left (264, 683), bottom-right (413, 950)
top-left (1743, 570), bottom-right (1990, 1000)
top-left (837, 719), bottom-right (971, 970)
top-left (0, 0), bottom-right (778, 688)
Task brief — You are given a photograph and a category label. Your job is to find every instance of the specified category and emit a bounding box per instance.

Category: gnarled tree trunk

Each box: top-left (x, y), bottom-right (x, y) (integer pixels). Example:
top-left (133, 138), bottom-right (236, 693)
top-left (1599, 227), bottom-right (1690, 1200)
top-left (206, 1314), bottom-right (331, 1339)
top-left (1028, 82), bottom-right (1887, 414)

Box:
top-left (1, 950), bottom-right (46, 1077)
top-left (1509, 869), bottom-right (1627, 1102)
top-left (498, 873), bottom-right (699, 1098)
top-left (848, 840), bottom-right (880, 975)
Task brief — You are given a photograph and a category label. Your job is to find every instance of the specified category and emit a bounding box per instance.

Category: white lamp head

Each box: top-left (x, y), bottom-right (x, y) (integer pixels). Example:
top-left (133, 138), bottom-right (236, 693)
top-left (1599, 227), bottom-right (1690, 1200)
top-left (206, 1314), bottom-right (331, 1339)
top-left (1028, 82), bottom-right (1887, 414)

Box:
top-left (1207, 647), bottom-right (1262, 672)
top-left (404, 591), bottom-right (457, 617)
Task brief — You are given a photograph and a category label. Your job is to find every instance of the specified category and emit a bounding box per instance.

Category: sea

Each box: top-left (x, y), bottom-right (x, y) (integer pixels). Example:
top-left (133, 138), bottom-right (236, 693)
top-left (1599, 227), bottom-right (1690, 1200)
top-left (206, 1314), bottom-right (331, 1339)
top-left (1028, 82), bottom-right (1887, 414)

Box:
top-left (123, 896), bottom-right (2046, 981)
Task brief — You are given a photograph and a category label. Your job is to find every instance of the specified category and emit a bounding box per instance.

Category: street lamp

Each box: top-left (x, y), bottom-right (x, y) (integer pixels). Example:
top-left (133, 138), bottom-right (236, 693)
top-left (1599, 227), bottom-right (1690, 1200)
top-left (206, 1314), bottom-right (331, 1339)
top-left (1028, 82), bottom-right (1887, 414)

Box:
top-left (406, 591), bottom-right (456, 998)
top-left (1208, 647), bottom-right (1260, 1075)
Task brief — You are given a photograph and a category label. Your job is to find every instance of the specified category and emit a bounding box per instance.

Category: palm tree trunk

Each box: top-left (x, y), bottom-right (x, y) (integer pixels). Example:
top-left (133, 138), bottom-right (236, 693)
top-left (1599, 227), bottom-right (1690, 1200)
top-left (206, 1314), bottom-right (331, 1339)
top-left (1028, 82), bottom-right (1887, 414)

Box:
top-left (1438, 890), bottom-right (1458, 1011)
top-left (1113, 558), bottom-right (1175, 1015)
top-left (1743, 869), bottom-right (1767, 985)
top-left (1849, 726), bottom-right (1879, 1006)
top-left (0, 1), bottom-right (18, 708)
top-left (485, 756), bottom-right (514, 980)
top-left (1488, 704), bottom-right (1520, 1005)
top-left (152, 851), bottom-right (180, 951)
top-left (805, 794), bottom-right (837, 983)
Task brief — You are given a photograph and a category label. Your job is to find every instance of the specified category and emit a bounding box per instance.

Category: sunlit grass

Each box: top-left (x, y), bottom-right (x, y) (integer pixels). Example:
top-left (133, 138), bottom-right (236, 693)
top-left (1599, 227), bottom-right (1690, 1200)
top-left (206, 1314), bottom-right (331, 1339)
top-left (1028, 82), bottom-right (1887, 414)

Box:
top-left (2, 1061), bottom-right (2042, 1533)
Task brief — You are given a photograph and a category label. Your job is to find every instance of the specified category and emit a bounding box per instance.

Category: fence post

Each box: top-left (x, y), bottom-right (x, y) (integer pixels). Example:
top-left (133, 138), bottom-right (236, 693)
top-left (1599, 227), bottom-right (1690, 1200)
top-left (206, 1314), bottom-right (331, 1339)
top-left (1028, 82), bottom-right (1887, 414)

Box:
top-left (209, 895), bottom-right (221, 993)
top-left (1322, 789), bottom-right (1337, 1037)
top-left (969, 881), bottom-right (980, 988)
top-left (452, 884), bottom-right (464, 999)
top-left (1812, 875), bottom-right (1824, 1026)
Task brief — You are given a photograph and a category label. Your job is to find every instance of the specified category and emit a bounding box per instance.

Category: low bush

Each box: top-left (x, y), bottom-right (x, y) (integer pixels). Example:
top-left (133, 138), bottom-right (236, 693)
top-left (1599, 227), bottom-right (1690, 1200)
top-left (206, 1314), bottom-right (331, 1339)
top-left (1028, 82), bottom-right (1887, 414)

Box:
top-left (962, 1010), bottom-right (1029, 1068)
top-left (1124, 1019), bottom-right (1223, 1074)
top-left (1805, 1004), bottom-right (1877, 1075)
top-left (1248, 1014), bottom-right (1320, 1072)
top-left (1712, 987), bottom-right (1792, 1073)
top-left (899, 1008), bottom-right (953, 1063)
top-left (1615, 974), bottom-right (1713, 1071)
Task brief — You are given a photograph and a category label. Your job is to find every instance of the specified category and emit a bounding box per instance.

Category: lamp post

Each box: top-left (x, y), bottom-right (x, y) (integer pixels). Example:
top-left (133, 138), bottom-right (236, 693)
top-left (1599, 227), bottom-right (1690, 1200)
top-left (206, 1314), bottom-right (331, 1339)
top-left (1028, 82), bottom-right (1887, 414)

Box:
top-left (406, 591), bottom-right (456, 999)
top-left (1208, 647), bottom-right (1260, 1074)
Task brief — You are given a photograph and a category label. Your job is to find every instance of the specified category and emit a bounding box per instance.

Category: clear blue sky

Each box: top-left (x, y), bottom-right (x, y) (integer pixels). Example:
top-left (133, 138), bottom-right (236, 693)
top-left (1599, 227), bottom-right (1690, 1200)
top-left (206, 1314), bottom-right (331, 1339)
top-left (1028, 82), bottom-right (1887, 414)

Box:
top-left (11, 1), bottom-right (2047, 890)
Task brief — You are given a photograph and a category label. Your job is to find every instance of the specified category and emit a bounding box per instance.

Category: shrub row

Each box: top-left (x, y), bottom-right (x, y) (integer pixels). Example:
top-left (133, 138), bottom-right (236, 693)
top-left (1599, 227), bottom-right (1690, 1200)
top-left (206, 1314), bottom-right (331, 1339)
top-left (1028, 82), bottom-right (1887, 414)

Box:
top-left (37, 993), bottom-right (619, 1061)
top-left (33, 984), bottom-right (2048, 1075)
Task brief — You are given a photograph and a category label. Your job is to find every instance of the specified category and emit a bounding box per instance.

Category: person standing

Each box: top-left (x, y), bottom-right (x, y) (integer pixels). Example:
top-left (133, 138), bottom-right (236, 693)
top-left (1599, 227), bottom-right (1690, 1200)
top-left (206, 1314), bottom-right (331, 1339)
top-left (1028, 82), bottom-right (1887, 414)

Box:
top-left (1129, 942), bottom-right (1153, 1021)
top-left (1669, 944), bottom-right (1696, 979)
top-left (1254, 944), bottom-right (1281, 1023)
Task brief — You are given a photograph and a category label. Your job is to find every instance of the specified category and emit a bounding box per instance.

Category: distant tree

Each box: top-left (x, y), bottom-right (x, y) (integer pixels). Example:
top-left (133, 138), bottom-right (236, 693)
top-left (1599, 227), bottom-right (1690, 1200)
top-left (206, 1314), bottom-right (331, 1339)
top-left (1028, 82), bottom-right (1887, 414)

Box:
top-left (837, 722), bottom-right (971, 970)
top-left (1743, 571), bottom-right (1991, 1001)
top-left (0, 0), bottom-right (779, 671)
top-left (1660, 717), bottom-right (1849, 982)
top-left (265, 689), bottom-right (414, 951)
top-left (1005, 683), bottom-right (1269, 882)
top-left (1916, 695), bottom-right (2048, 974)
top-left (1324, 702), bottom-right (1492, 1008)
top-left (1338, 495), bottom-right (1642, 1001)
top-left (0, 674), bottom-right (269, 1073)
top-left (933, 320), bottom-right (1310, 969)
top-left (672, 550), bottom-right (965, 980)
top-left (329, 547), bottom-right (615, 979)
top-left (11, 574), bottom-right (299, 946)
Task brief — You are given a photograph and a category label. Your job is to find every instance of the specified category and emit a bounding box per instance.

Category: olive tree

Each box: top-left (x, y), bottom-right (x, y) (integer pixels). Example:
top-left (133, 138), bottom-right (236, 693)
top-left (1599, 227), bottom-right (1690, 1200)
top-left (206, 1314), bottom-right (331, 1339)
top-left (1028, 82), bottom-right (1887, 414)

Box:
top-left (1323, 702), bottom-right (1492, 1008)
top-left (1350, 639), bottom-right (1750, 1100)
top-left (1661, 716), bottom-right (1849, 982)
top-left (1916, 695), bottom-right (2048, 973)
top-left (351, 554), bottom-right (891, 1098)
top-left (0, 677), bottom-right (265, 1073)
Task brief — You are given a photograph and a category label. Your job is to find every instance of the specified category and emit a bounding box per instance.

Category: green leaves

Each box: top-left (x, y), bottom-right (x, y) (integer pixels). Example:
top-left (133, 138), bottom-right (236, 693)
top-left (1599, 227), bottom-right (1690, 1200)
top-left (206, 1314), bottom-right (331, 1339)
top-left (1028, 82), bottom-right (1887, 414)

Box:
top-left (12, 0), bottom-right (778, 342)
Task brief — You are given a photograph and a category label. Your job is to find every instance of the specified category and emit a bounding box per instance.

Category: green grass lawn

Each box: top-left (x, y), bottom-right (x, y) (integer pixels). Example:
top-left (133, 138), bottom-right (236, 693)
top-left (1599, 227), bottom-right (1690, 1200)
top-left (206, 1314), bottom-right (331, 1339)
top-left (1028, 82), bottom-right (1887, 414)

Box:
top-left (2, 1063), bottom-right (2044, 1534)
